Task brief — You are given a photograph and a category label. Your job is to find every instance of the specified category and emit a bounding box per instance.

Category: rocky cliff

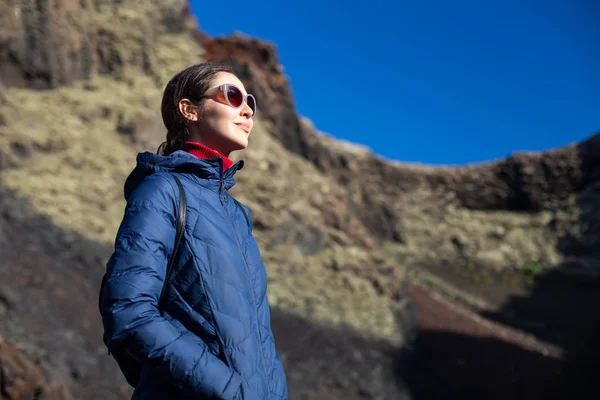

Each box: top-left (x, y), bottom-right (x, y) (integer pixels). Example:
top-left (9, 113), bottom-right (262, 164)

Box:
top-left (0, 0), bottom-right (598, 399)
top-left (203, 30), bottom-right (599, 294)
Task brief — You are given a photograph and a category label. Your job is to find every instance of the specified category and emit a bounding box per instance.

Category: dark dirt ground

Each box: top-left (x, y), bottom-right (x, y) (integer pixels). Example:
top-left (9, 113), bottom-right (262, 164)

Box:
top-left (409, 257), bottom-right (600, 399)
top-left (272, 277), bottom-right (593, 400)
top-left (401, 284), bottom-right (567, 400)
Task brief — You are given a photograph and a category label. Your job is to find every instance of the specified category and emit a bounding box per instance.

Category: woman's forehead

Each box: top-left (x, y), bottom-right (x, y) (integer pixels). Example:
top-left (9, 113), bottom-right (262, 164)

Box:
top-left (211, 72), bottom-right (247, 94)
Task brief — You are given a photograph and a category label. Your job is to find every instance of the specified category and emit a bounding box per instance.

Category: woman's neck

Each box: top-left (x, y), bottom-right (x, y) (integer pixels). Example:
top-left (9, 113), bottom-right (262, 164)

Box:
top-left (180, 141), bottom-right (234, 172)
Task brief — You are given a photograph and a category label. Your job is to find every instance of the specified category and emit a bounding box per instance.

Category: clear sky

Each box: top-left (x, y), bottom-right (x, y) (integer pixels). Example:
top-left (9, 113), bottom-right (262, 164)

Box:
top-left (189, 0), bottom-right (599, 166)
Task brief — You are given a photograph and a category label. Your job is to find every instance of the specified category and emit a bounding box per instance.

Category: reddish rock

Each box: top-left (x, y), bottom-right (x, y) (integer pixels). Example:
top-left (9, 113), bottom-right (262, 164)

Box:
top-left (0, 338), bottom-right (71, 400)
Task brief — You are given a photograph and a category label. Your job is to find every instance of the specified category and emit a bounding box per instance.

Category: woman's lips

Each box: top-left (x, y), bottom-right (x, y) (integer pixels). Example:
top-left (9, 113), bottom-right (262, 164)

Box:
top-left (235, 123), bottom-right (250, 134)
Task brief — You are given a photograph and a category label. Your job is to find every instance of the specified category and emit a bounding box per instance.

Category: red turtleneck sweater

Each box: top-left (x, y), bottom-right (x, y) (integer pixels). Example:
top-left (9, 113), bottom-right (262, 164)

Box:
top-left (181, 141), bottom-right (234, 172)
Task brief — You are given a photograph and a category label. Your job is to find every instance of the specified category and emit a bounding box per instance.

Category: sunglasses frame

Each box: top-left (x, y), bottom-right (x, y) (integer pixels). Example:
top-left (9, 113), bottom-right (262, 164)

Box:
top-left (213, 83), bottom-right (257, 119)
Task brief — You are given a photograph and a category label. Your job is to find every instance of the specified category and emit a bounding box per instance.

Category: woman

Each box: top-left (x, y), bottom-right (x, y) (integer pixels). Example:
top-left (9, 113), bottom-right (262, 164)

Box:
top-left (100, 62), bottom-right (288, 400)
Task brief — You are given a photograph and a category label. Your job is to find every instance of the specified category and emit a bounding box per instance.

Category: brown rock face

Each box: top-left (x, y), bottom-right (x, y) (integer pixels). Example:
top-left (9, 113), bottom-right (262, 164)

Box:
top-left (203, 33), bottom-right (600, 245)
top-left (0, 0), bottom-right (194, 89)
top-left (0, 338), bottom-right (72, 400)
top-left (203, 35), bottom-right (406, 242)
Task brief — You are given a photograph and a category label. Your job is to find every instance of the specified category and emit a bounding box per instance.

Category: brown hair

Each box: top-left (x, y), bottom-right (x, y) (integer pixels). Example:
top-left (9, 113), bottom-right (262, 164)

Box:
top-left (157, 62), bottom-right (234, 155)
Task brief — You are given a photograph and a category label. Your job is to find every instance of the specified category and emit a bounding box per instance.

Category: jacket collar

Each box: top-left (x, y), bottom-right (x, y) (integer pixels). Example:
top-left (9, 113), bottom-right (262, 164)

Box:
top-left (124, 151), bottom-right (244, 199)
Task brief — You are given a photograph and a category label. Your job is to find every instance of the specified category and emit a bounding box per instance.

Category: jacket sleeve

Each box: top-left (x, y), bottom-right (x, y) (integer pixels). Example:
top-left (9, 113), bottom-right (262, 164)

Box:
top-left (100, 174), bottom-right (242, 399)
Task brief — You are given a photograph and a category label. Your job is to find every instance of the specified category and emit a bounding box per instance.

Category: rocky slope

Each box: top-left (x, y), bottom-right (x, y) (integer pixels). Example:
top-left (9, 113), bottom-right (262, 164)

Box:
top-left (0, 337), bottom-right (73, 400)
top-left (203, 30), bottom-right (599, 306)
top-left (0, 0), bottom-right (598, 399)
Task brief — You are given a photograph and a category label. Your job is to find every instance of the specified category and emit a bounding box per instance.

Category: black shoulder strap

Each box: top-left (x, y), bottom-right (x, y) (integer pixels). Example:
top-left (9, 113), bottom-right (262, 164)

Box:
top-left (159, 175), bottom-right (187, 302)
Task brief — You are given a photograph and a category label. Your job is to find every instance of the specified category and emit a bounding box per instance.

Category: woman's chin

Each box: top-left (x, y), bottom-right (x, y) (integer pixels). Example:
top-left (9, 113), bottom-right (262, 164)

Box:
top-left (228, 138), bottom-right (249, 153)
top-left (236, 136), bottom-right (249, 149)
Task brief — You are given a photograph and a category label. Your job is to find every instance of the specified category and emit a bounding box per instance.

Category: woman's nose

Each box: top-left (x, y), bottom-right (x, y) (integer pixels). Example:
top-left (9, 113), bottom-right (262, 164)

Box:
top-left (240, 101), bottom-right (253, 118)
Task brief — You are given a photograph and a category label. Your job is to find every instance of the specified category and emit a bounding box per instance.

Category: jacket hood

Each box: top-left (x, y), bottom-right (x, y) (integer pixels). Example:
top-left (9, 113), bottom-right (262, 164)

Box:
top-left (124, 150), bottom-right (244, 200)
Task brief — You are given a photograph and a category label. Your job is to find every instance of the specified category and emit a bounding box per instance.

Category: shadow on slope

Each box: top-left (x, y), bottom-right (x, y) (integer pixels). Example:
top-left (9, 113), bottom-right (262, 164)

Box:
top-left (0, 183), bottom-right (419, 399)
top-left (395, 330), bottom-right (567, 400)
top-left (479, 133), bottom-right (600, 398)
top-left (2, 179), bottom-right (580, 400)
top-left (479, 268), bottom-right (600, 399)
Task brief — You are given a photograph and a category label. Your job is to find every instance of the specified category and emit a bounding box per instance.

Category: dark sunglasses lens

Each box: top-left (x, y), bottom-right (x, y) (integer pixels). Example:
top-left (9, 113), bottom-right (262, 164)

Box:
top-left (225, 85), bottom-right (243, 107)
top-left (247, 95), bottom-right (256, 115)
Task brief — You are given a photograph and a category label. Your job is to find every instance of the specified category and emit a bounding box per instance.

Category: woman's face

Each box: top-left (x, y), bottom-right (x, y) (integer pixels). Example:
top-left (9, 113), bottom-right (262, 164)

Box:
top-left (183, 72), bottom-right (255, 157)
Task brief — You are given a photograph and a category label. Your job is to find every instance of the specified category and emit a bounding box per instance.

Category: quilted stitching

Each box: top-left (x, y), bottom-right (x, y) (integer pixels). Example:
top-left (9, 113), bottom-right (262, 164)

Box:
top-left (101, 151), bottom-right (287, 399)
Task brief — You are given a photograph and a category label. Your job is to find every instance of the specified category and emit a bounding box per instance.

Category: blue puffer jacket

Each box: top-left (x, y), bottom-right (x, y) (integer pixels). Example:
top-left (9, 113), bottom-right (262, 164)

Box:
top-left (100, 150), bottom-right (288, 400)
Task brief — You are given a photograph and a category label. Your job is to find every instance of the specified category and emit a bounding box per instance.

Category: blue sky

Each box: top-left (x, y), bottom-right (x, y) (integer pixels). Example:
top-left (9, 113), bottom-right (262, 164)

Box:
top-left (190, 0), bottom-right (599, 165)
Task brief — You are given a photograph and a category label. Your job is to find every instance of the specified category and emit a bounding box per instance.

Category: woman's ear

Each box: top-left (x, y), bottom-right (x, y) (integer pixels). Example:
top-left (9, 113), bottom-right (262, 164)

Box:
top-left (178, 99), bottom-right (199, 122)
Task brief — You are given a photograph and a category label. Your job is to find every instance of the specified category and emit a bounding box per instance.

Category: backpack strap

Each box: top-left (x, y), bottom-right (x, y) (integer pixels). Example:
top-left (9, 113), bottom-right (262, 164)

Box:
top-left (159, 174), bottom-right (187, 302)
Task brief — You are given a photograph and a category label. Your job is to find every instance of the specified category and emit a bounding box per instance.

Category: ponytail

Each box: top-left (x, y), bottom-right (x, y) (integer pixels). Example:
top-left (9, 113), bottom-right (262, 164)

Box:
top-left (157, 127), bottom-right (190, 155)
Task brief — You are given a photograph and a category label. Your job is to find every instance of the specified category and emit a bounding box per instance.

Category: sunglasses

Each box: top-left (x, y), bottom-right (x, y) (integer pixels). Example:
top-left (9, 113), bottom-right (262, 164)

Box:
top-left (212, 83), bottom-right (257, 118)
